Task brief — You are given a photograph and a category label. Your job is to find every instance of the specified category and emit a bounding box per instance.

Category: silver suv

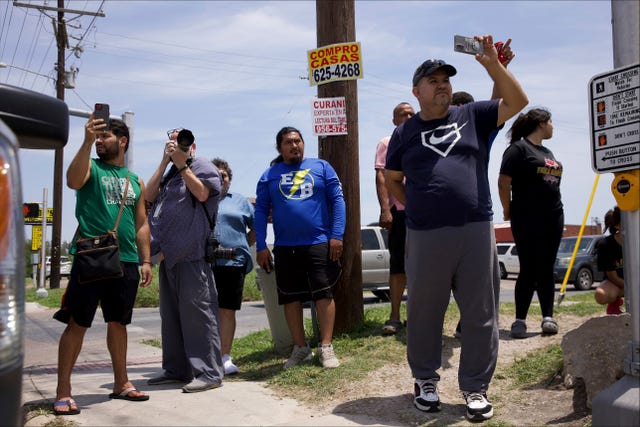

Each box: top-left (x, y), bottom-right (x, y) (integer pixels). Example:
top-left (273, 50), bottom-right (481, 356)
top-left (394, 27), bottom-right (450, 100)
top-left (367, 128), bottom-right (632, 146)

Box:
top-left (0, 83), bottom-right (69, 425)
top-left (361, 225), bottom-right (391, 300)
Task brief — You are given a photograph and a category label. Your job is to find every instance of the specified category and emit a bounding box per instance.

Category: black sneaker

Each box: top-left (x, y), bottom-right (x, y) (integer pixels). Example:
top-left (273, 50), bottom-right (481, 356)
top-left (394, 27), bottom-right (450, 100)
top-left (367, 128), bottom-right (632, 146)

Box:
top-left (463, 391), bottom-right (493, 421)
top-left (414, 379), bottom-right (441, 412)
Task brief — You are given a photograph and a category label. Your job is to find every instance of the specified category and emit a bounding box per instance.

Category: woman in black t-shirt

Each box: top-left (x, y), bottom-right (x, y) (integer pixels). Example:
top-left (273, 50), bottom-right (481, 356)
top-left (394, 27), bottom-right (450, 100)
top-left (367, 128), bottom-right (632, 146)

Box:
top-left (498, 108), bottom-right (564, 339)
top-left (595, 206), bottom-right (624, 314)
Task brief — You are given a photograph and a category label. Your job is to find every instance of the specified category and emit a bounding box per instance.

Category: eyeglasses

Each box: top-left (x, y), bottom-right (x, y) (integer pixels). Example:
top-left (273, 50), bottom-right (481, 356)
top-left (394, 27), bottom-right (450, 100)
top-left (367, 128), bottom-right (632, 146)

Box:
top-left (166, 128), bottom-right (183, 139)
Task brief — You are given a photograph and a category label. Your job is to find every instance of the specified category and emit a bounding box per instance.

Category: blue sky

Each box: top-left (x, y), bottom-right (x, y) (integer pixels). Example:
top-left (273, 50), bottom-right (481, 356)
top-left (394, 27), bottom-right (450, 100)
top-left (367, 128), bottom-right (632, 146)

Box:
top-left (1, 0), bottom-right (619, 243)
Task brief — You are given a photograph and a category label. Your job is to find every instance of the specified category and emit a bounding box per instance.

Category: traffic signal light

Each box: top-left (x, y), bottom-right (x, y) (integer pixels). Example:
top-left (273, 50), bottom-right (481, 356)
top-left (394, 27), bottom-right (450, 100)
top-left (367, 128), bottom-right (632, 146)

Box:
top-left (23, 203), bottom-right (40, 218)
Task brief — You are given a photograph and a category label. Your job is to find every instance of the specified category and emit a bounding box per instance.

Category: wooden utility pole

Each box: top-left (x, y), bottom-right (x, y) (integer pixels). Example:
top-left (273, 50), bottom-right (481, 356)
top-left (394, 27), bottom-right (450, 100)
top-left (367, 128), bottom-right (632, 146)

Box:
top-left (316, 0), bottom-right (363, 332)
top-left (50, 0), bottom-right (66, 288)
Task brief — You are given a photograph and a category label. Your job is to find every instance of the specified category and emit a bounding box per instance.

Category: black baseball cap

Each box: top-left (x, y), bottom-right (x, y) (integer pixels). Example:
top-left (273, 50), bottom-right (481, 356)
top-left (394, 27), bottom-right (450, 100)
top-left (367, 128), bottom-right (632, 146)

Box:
top-left (412, 59), bottom-right (457, 86)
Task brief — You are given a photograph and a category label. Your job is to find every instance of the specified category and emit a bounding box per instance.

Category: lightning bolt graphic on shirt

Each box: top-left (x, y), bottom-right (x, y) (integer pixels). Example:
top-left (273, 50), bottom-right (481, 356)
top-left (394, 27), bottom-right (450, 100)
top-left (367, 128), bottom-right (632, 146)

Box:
top-left (288, 169), bottom-right (311, 198)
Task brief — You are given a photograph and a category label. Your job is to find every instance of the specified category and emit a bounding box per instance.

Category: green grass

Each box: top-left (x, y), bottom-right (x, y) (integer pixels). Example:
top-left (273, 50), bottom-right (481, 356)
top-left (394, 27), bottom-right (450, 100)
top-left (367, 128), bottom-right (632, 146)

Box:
top-left (505, 344), bottom-right (564, 387)
top-left (199, 292), bottom-right (601, 402)
top-left (555, 290), bottom-right (603, 316)
top-left (25, 287), bottom-right (66, 309)
top-left (26, 266), bottom-right (262, 309)
top-left (220, 298), bottom-right (586, 403)
top-left (202, 303), bottom-right (472, 401)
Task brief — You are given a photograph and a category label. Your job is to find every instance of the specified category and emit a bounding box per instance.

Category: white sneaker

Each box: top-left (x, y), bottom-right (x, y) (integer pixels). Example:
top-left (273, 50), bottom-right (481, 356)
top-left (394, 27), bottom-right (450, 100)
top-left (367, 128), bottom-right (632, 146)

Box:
top-left (283, 343), bottom-right (314, 369)
top-left (318, 343), bottom-right (340, 368)
top-left (463, 391), bottom-right (493, 421)
top-left (222, 354), bottom-right (238, 375)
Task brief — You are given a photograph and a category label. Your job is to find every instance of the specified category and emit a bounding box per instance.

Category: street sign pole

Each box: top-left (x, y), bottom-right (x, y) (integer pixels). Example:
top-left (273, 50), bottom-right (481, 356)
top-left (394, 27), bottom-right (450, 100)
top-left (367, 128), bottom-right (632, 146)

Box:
top-left (592, 1), bottom-right (639, 425)
top-left (36, 188), bottom-right (48, 297)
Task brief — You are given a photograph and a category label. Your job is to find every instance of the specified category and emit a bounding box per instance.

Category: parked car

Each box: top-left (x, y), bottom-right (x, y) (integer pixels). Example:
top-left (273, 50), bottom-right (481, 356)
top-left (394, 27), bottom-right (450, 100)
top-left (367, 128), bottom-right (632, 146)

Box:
top-left (0, 84), bottom-right (69, 427)
top-left (497, 242), bottom-right (519, 279)
top-left (361, 225), bottom-right (391, 300)
top-left (45, 255), bottom-right (72, 278)
top-left (554, 235), bottom-right (605, 290)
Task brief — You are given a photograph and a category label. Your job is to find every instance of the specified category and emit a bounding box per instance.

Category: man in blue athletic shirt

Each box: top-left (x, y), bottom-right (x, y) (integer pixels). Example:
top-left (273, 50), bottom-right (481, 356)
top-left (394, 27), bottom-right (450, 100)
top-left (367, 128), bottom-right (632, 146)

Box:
top-left (385, 35), bottom-right (528, 421)
top-left (255, 126), bottom-right (346, 370)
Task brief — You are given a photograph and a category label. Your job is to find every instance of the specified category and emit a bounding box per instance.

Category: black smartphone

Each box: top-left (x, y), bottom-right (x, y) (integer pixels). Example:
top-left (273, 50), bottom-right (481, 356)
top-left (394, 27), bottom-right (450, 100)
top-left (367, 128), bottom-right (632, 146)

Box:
top-left (454, 35), bottom-right (483, 56)
top-left (94, 103), bottom-right (110, 127)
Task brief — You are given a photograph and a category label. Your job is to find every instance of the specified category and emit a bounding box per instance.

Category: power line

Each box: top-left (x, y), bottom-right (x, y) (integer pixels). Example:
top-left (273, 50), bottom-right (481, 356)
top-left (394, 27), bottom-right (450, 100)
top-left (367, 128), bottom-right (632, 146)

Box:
top-left (65, 0), bottom-right (104, 62)
top-left (98, 30), bottom-right (301, 64)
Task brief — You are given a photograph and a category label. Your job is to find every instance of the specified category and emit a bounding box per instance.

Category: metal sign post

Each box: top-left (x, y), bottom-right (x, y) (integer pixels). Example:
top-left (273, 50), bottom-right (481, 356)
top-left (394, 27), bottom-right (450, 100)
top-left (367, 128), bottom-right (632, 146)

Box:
top-left (36, 188), bottom-right (48, 297)
top-left (591, 1), bottom-right (639, 425)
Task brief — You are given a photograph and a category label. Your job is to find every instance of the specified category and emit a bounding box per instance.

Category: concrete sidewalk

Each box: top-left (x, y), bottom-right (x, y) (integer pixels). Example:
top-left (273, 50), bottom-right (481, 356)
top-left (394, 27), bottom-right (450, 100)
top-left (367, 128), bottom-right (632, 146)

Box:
top-left (22, 302), bottom-right (390, 427)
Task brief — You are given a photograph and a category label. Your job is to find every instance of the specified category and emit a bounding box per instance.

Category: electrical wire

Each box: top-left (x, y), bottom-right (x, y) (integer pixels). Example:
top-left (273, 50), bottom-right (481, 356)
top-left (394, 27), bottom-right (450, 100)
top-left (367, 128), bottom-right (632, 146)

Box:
top-left (0, 0), bottom-right (16, 59)
top-left (65, 0), bottom-right (105, 62)
top-left (19, 12), bottom-right (45, 87)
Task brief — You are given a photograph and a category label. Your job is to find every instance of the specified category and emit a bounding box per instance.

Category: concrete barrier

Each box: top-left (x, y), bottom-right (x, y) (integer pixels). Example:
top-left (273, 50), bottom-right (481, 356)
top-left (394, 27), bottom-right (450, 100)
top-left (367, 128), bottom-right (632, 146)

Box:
top-left (256, 267), bottom-right (294, 356)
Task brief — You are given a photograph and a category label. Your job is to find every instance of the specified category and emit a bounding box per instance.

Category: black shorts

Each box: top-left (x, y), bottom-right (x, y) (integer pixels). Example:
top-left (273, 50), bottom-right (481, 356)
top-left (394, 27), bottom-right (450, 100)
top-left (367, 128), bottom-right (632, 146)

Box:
top-left (389, 207), bottom-right (406, 274)
top-left (273, 242), bottom-right (342, 305)
top-left (212, 265), bottom-right (245, 310)
top-left (53, 261), bottom-right (140, 328)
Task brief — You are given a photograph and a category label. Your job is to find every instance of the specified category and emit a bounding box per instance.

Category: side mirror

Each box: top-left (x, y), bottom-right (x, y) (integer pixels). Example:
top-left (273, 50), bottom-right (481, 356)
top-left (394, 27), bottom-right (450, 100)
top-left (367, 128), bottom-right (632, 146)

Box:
top-left (0, 83), bottom-right (69, 149)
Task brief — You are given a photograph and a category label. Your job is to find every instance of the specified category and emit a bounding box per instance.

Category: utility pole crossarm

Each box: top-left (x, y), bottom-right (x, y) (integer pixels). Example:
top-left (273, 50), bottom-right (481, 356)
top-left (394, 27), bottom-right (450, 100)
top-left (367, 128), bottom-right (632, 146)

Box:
top-left (13, 1), bottom-right (105, 17)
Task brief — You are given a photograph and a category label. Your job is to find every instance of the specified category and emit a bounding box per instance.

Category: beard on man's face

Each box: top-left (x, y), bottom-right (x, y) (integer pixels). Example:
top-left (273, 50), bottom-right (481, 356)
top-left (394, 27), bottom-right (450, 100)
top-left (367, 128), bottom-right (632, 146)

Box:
top-left (96, 143), bottom-right (119, 161)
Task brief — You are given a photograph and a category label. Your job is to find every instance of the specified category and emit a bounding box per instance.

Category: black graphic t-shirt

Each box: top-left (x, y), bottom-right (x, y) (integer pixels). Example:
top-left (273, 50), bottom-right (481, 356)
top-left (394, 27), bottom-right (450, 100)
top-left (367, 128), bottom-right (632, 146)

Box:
top-left (596, 234), bottom-right (624, 278)
top-left (500, 138), bottom-right (563, 217)
top-left (386, 100), bottom-right (499, 230)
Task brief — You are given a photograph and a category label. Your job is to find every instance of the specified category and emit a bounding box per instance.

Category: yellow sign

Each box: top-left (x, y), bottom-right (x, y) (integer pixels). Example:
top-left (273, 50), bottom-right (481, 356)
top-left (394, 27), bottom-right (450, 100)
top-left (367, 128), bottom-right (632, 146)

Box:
top-left (31, 225), bottom-right (42, 251)
top-left (25, 207), bottom-right (53, 225)
top-left (307, 42), bottom-right (363, 86)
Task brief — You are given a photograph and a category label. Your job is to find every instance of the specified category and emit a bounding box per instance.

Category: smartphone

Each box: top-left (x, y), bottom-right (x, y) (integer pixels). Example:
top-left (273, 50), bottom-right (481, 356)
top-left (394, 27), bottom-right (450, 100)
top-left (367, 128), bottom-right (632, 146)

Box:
top-left (454, 35), bottom-right (483, 56)
top-left (94, 103), bottom-right (110, 127)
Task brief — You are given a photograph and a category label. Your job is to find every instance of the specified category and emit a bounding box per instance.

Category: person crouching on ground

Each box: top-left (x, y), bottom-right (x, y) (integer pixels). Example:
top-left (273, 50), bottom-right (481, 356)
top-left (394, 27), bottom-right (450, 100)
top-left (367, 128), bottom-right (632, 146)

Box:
top-left (594, 206), bottom-right (625, 315)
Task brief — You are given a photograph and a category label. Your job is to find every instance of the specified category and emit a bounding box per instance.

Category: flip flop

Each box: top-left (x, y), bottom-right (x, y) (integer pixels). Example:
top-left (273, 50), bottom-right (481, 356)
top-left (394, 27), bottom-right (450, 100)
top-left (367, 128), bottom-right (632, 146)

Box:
top-left (53, 398), bottom-right (81, 415)
top-left (108, 386), bottom-right (150, 401)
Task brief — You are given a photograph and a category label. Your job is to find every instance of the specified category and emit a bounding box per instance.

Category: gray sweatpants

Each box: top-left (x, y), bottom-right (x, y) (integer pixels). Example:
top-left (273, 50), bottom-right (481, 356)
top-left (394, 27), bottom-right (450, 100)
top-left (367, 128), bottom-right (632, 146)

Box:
top-left (159, 259), bottom-right (223, 384)
top-left (405, 221), bottom-right (499, 392)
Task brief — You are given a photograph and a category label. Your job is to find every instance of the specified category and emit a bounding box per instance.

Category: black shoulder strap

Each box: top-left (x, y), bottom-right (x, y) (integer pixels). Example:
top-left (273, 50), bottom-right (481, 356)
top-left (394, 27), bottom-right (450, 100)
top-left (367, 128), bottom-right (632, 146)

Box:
top-left (200, 201), bottom-right (215, 231)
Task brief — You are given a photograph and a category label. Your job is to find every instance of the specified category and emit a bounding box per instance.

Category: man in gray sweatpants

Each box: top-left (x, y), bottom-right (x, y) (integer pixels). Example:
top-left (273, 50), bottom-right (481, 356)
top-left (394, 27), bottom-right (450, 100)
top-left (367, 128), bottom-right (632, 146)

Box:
top-left (385, 36), bottom-right (528, 422)
top-left (145, 128), bottom-right (224, 393)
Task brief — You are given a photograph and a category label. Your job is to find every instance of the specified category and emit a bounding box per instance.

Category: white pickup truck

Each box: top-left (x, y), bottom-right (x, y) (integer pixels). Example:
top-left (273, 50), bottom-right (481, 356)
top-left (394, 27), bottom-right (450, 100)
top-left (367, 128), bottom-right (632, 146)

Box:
top-left (361, 225), bottom-right (391, 300)
top-left (497, 242), bottom-right (519, 279)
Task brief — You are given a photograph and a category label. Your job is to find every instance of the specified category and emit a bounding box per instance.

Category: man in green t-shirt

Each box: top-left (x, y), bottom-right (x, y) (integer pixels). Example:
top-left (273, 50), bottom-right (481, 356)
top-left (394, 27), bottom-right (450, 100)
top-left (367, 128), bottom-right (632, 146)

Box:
top-left (52, 116), bottom-right (153, 416)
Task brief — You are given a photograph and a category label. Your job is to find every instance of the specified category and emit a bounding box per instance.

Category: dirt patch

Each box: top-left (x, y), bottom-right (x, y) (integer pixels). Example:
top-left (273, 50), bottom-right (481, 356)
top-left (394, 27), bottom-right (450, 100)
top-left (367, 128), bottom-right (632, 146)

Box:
top-left (307, 313), bottom-right (595, 426)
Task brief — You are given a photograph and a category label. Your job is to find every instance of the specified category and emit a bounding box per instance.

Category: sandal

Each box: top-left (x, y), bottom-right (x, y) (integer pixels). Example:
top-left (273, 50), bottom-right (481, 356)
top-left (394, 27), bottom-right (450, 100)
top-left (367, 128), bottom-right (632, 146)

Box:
top-left (381, 319), bottom-right (403, 336)
top-left (53, 398), bottom-right (80, 415)
top-left (108, 386), bottom-right (149, 401)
